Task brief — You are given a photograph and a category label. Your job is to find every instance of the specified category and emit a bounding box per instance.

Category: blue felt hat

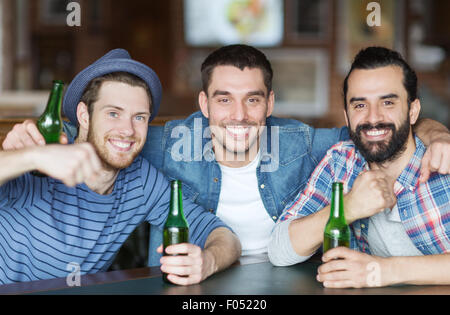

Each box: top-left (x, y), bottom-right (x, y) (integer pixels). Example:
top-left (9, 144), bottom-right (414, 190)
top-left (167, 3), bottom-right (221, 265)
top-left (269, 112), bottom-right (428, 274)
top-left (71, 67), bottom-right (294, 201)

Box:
top-left (63, 48), bottom-right (162, 125)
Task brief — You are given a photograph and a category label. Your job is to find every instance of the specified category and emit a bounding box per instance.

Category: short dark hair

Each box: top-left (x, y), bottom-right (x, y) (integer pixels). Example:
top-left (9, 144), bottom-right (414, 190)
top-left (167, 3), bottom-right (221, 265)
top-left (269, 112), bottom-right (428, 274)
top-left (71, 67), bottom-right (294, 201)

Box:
top-left (201, 44), bottom-right (273, 96)
top-left (80, 72), bottom-right (152, 119)
top-left (343, 46), bottom-right (418, 110)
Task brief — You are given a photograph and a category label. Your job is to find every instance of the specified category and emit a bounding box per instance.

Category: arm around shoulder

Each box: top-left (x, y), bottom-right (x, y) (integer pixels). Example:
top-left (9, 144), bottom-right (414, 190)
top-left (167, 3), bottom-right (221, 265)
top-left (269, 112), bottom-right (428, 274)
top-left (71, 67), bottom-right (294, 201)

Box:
top-left (413, 118), bottom-right (449, 146)
top-left (414, 118), bottom-right (450, 181)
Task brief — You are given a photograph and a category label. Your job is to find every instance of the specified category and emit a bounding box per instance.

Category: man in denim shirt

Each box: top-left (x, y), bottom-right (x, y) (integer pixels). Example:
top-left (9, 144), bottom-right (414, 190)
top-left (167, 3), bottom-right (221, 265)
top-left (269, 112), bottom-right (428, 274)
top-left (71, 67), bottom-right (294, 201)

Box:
top-left (4, 45), bottom-right (450, 266)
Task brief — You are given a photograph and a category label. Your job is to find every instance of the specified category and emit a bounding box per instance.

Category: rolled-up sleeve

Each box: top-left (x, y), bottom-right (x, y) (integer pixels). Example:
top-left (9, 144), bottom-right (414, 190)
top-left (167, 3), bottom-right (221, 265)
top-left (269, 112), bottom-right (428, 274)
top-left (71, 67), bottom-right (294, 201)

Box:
top-left (268, 217), bottom-right (313, 266)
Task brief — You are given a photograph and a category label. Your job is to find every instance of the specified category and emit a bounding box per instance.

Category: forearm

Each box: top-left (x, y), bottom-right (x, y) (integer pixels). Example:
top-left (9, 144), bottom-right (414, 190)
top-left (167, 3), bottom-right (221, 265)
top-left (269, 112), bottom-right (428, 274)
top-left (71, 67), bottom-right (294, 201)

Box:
top-left (288, 206), bottom-right (331, 257)
top-left (268, 217), bottom-right (315, 266)
top-left (201, 227), bottom-right (241, 280)
top-left (0, 148), bottom-right (37, 186)
top-left (413, 118), bottom-right (450, 146)
top-left (288, 184), bottom-right (375, 253)
top-left (384, 253), bottom-right (450, 286)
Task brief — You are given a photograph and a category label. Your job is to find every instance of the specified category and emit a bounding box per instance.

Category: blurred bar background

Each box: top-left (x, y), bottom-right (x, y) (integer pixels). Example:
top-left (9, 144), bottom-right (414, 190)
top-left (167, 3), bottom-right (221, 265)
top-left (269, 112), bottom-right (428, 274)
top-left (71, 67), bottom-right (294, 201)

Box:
top-left (0, 0), bottom-right (448, 127)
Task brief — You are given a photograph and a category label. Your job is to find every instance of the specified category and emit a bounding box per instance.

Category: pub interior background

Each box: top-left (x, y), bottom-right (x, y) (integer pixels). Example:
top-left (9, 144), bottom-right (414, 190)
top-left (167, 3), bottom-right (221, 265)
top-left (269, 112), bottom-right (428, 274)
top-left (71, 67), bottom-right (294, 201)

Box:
top-left (0, 0), bottom-right (448, 270)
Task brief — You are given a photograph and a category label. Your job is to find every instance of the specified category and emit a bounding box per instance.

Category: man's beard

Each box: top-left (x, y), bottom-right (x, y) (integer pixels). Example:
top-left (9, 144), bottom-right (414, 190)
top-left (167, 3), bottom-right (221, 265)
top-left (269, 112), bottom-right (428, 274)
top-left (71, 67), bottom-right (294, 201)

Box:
top-left (87, 126), bottom-right (141, 171)
top-left (349, 117), bottom-right (411, 164)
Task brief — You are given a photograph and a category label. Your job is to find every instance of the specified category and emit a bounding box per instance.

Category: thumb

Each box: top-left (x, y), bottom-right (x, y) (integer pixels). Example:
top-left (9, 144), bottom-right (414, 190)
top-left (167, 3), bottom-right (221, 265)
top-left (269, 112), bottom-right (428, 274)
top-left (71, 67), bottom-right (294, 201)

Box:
top-left (156, 244), bottom-right (163, 254)
top-left (60, 133), bottom-right (69, 145)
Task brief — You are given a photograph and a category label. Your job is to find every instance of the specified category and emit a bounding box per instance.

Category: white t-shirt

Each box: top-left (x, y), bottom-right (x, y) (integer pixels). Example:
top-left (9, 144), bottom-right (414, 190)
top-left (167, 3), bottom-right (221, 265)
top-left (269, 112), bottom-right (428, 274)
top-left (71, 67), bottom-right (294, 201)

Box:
top-left (217, 152), bottom-right (275, 256)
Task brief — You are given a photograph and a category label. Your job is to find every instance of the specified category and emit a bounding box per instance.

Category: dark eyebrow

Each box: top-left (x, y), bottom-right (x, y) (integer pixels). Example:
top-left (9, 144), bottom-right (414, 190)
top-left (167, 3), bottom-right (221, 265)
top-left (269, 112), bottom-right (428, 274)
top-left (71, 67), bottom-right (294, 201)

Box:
top-left (380, 93), bottom-right (399, 100)
top-left (101, 105), bottom-right (125, 111)
top-left (246, 90), bottom-right (266, 97)
top-left (349, 93), bottom-right (399, 104)
top-left (211, 90), bottom-right (266, 98)
top-left (212, 90), bottom-right (231, 97)
top-left (100, 105), bottom-right (150, 116)
top-left (349, 97), bottom-right (366, 103)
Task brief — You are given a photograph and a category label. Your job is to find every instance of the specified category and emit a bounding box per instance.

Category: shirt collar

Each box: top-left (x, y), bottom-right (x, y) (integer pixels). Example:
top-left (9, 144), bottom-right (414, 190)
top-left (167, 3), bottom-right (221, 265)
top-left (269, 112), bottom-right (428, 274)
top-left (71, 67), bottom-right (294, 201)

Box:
top-left (396, 135), bottom-right (425, 192)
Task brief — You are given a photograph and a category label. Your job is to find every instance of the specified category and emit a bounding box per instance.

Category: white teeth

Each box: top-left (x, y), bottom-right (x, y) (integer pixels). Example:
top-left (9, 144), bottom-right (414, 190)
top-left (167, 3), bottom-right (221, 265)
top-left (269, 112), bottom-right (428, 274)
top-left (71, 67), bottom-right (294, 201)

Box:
top-left (110, 140), bottom-right (131, 148)
top-left (366, 129), bottom-right (387, 136)
top-left (226, 126), bottom-right (249, 135)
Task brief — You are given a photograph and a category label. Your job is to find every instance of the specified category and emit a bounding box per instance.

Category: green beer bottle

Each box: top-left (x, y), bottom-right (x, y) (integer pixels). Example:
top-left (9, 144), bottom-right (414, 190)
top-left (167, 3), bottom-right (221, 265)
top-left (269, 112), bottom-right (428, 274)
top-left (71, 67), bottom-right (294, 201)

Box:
top-left (323, 182), bottom-right (351, 253)
top-left (32, 80), bottom-right (64, 177)
top-left (162, 180), bottom-right (189, 283)
top-left (37, 80), bottom-right (64, 144)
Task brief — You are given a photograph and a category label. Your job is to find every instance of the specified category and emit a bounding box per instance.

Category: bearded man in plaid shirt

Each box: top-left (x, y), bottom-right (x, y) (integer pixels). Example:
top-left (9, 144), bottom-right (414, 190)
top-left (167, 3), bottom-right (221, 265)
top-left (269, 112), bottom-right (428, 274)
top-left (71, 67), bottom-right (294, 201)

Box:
top-left (268, 46), bottom-right (450, 288)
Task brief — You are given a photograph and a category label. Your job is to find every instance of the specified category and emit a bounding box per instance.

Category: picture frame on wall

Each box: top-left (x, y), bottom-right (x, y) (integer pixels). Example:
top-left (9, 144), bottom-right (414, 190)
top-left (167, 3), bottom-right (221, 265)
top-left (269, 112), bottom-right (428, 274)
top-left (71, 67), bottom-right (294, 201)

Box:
top-left (267, 49), bottom-right (329, 118)
top-left (184, 0), bottom-right (284, 47)
top-left (336, 0), bottom-right (405, 74)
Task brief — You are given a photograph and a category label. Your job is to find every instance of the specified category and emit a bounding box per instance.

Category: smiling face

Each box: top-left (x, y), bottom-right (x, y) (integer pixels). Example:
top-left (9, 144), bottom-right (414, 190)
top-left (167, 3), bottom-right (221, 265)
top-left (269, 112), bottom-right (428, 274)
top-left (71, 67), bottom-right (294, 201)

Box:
top-left (78, 81), bottom-right (151, 171)
top-left (345, 65), bottom-right (420, 164)
top-left (199, 65), bottom-right (274, 166)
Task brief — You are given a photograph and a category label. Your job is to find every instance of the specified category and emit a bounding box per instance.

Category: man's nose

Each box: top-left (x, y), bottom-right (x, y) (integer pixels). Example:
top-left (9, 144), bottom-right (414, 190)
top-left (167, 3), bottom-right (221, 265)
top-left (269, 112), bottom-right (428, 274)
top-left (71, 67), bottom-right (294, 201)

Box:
top-left (230, 102), bottom-right (248, 121)
top-left (117, 118), bottom-right (135, 137)
top-left (366, 104), bottom-right (384, 125)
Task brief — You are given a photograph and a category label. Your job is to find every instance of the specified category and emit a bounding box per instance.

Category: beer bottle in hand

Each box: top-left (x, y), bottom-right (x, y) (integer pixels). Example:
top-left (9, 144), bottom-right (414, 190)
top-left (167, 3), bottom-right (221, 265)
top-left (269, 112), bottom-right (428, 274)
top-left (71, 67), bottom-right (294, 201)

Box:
top-left (33, 80), bottom-right (64, 177)
top-left (37, 80), bottom-right (64, 144)
top-left (163, 180), bottom-right (189, 283)
top-left (323, 182), bottom-right (350, 252)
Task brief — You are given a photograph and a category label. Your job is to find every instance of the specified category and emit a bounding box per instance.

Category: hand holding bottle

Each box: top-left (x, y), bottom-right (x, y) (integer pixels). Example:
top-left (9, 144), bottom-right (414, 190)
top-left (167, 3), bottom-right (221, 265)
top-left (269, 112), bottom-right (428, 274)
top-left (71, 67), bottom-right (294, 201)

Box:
top-left (157, 243), bottom-right (206, 286)
top-left (2, 80), bottom-right (68, 151)
top-left (2, 119), bottom-right (68, 150)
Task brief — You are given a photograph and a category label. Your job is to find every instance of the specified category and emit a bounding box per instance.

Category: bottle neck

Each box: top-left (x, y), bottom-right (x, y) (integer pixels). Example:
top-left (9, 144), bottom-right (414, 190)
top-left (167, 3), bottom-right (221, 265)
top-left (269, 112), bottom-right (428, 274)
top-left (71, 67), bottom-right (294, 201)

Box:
top-left (168, 181), bottom-right (184, 218)
top-left (330, 183), bottom-right (345, 221)
top-left (45, 81), bottom-right (64, 115)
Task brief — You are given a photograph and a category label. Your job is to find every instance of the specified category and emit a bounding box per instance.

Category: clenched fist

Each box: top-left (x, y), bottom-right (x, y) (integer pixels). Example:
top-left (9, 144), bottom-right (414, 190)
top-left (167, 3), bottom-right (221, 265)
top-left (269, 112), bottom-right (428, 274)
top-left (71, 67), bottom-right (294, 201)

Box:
top-left (344, 170), bottom-right (397, 223)
top-left (30, 143), bottom-right (102, 187)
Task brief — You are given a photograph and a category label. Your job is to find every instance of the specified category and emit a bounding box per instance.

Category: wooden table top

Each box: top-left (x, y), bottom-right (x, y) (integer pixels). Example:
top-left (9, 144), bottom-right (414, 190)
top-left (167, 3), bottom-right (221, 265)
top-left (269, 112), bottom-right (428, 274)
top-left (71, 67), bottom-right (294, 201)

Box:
top-left (1, 256), bottom-right (449, 296)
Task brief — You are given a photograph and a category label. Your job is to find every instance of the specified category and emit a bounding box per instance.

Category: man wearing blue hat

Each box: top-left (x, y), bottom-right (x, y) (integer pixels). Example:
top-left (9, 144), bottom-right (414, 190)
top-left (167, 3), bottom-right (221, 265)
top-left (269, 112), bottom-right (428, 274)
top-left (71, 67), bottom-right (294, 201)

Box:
top-left (0, 49), bottom-right (241, 285)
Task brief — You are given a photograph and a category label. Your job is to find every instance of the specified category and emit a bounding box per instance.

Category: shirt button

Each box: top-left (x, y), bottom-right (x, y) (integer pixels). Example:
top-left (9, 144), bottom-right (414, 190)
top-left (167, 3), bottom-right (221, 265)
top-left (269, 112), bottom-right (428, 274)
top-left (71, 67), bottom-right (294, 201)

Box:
top-left (361, 224), bottom-right (366, 229)
top-left (260, 184), bottom-right (265, 189)
top-left (208, 209), bottom-right (214, 213)
top-left (272, 216), bottom-right (277, 220)
top-left (213, 178), bottom-right (219, 183)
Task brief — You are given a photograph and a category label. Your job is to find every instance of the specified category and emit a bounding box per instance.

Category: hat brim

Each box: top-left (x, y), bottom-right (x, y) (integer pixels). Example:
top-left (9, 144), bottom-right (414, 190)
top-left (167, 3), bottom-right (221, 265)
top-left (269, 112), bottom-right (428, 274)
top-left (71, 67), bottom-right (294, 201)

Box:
top-left (63, 58), bottom-right (162, 126)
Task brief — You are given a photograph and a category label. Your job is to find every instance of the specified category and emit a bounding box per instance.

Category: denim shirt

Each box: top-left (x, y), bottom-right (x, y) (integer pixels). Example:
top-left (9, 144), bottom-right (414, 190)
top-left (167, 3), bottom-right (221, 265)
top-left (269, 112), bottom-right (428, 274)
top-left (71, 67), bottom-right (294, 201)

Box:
top-left (141, 111), bottom-right (349, 265)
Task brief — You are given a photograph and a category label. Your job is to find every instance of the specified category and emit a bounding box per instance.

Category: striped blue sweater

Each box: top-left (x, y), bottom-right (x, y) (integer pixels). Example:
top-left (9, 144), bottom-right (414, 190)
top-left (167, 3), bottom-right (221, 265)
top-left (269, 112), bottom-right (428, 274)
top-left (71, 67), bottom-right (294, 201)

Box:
top-left (0, 156), bottom-right (227, 284)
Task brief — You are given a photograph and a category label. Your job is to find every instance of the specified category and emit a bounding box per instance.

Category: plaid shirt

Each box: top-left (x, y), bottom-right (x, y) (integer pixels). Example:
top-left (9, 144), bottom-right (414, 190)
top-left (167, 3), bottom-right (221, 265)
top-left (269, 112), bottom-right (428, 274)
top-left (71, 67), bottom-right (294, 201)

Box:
top-left (280, 136), bottom-right (450, 255)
